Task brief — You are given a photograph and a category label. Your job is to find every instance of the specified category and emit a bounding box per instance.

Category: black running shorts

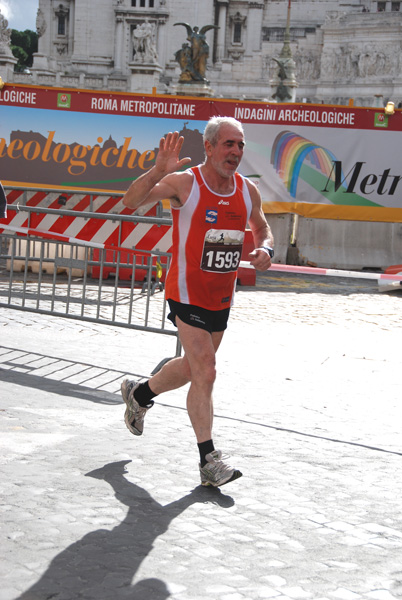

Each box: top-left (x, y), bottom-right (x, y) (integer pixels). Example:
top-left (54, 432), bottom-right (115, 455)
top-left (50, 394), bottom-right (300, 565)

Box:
top-left (167, 299), bottom-right (230, 333)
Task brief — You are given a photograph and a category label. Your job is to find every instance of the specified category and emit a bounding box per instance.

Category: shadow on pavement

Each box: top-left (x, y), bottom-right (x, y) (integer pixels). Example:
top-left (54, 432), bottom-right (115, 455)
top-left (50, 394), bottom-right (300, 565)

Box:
top-left (17, 460), bottom-right (234, 600)
top-left (0, 345), bottom-right (147, 405)
top-left (0, 367), bottom-right (122, 404)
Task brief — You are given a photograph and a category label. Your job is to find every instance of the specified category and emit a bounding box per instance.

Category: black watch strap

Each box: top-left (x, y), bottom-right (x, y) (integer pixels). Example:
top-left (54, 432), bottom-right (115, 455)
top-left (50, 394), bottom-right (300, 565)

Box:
top-left (262, 246), bottom-right (274, 258)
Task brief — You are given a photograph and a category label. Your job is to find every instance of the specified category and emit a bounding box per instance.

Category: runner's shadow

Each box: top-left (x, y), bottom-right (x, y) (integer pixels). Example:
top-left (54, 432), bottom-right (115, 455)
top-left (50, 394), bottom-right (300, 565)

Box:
top-left (17, 460), bottom-right (234, 600)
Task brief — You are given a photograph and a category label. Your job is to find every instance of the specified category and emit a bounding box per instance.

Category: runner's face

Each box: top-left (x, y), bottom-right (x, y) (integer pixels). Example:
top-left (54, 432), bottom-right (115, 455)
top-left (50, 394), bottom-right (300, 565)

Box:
top-left (207, 124), bottom-right (245, 179)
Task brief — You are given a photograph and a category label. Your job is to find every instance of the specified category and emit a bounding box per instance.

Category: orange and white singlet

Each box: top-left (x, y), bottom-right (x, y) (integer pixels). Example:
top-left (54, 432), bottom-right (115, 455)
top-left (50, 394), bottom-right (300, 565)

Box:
top-left (165, 166), bottom-right (252, 311)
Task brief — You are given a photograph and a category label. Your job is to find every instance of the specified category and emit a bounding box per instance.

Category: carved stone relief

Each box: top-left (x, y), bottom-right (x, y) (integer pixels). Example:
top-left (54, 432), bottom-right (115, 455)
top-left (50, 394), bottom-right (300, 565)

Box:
top-left (321, 43), bottom-right (399, 80)
top-left (294, 51), bottom-right (320, 81)
top-left (55, 42), bottom-right (68, 55)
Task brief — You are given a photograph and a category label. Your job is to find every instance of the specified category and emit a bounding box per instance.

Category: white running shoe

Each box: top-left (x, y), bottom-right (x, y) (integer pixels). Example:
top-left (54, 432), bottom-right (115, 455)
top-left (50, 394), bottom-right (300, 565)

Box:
top-left (121, 379), bottom-right (153, 436)
top-left (199, 450), bottom-right (242, 487)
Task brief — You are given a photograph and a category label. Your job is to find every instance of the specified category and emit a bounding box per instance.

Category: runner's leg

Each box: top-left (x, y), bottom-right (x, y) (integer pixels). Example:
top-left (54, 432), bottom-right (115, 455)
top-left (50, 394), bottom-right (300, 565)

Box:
top-left (148, 355), bottom-right (191, 394)
top-left (173, 317), bottom-right (224, 443)
top-left (148, 323), bottom-right (224, 399)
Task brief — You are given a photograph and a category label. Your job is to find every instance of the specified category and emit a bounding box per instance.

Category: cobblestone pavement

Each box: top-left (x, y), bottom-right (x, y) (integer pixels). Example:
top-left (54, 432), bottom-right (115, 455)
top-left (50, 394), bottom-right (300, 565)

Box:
top-left (1, 271), bottom-right (401, 600)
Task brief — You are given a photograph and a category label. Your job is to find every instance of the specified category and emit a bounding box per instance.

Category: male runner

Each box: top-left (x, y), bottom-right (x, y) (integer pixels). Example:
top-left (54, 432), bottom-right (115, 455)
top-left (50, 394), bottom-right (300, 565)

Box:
top-left (121, 116), bottom-right (274, 487)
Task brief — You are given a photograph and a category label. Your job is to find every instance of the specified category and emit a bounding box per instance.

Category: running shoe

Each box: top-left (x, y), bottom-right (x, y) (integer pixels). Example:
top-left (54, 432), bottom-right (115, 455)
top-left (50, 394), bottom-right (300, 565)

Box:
top-left (121, 379), bottom-right (153, 436)
top-left (199, 450), bottom-right (242, 487)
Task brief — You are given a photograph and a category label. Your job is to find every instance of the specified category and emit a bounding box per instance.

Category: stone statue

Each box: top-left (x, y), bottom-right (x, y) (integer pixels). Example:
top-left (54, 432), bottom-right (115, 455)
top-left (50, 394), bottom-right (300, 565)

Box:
top-left (174, 43), bottom-right (196, 82)
top-left (272, 56), bottom-right (298, 83)
top-left (272, 80), bottom-right (292, 102)
top-left (132, 20), bottom-right (158, 63)
top-left (173, 22), bottom-right (219, 83)
top-left (271, 56), bottom-right (296, 102)
top-left (272, 57), bottom-right (289, 81)
top-left (0, 11), bottom-right (13, 56)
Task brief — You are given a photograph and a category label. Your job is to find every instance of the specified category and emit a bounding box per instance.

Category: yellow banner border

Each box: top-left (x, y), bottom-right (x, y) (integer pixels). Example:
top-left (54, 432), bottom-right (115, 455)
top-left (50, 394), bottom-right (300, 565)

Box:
top-left (262, 201), bottom-right (402, 223)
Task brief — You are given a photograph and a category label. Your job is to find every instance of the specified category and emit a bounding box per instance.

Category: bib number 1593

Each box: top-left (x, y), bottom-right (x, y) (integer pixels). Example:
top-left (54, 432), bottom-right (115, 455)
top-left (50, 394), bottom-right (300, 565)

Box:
top-left (201, 248), bottom-right (241, 273)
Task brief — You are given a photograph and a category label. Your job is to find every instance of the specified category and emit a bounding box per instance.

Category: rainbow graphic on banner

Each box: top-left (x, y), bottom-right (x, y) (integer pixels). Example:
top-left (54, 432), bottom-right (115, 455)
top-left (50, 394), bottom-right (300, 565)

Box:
top-left (271, 131), bottom-right (340, 198)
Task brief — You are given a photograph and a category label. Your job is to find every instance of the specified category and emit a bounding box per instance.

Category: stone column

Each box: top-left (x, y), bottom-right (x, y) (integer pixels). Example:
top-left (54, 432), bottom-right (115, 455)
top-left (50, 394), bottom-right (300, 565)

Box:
top-left (246, 2), bottom-right (263, 54)
top-left (31, 7), bottom-right (50, 71)
top-left (114, 16), bottom-right (123, 72)
top-left (156, 17), bottom-right (168, 64)
top-left (216, 0), bottom-right (228, 62)
top-left (69, 1), bottom-right (75, 55)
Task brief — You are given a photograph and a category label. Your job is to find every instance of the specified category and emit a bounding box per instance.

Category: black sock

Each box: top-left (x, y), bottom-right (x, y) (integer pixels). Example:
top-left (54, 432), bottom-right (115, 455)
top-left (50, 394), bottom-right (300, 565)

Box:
top-left (198, 439), bottom-right (215, 467)
top-left (134, 380), bottom-right (157, 407)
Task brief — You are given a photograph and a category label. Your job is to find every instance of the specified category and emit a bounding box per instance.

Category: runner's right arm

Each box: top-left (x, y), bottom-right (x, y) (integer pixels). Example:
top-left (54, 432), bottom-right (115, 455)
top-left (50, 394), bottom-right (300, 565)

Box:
top-left (123, 132), bottom-right (191, 210)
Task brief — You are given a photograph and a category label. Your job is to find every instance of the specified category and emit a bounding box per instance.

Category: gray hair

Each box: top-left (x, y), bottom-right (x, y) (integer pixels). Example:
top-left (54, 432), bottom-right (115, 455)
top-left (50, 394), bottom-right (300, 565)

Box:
top-left (203, 116), bottom-right (244, 147)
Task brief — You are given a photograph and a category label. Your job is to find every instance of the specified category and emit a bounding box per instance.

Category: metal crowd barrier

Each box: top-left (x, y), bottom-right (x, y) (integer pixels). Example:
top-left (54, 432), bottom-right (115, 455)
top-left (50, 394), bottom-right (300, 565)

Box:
top-left (3, 185), bottom-right (165, 219)
top-left (0, 206), bottom-right (181, 369)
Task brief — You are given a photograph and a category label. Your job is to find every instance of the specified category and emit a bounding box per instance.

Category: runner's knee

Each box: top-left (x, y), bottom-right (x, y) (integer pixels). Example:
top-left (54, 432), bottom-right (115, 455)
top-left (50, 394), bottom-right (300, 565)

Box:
top-left (192, 359), bottom-right (216, 387)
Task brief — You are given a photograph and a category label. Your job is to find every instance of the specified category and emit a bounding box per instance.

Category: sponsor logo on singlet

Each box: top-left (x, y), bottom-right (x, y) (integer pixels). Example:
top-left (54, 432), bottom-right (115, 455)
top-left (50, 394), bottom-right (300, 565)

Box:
top-left (205, 209), bottom-right (218, 223)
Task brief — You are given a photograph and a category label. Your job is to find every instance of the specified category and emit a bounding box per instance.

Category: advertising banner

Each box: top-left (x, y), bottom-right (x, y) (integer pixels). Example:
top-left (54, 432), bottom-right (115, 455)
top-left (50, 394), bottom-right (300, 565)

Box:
top-left (1, 84), bottom-right (402, 222)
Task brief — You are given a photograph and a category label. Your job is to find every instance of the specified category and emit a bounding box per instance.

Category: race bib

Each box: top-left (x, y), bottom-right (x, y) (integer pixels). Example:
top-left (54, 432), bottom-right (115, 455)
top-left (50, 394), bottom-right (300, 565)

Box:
top-left (200, 229), bottom-right (244, 273)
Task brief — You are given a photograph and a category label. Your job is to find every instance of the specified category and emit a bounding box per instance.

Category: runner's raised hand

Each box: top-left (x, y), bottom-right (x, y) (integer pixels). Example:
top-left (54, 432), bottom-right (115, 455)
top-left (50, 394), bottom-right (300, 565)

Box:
top-left (155, 131), bottom-right (191, 176)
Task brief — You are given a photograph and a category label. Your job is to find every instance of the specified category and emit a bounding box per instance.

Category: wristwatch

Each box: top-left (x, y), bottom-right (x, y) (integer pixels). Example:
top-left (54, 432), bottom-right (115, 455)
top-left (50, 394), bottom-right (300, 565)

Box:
top-left (261, 246), bottom-right (274, 258)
